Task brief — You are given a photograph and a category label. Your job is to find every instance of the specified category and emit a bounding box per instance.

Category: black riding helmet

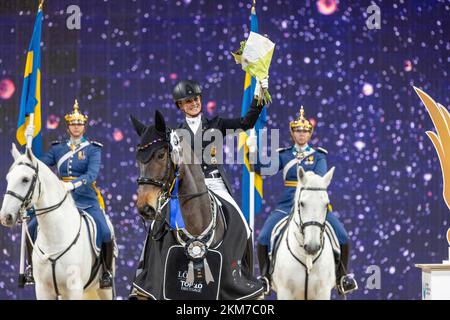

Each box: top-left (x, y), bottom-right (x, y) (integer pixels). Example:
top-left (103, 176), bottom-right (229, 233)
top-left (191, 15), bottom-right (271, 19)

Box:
top-left (172, 80), bottom-right (202, 108)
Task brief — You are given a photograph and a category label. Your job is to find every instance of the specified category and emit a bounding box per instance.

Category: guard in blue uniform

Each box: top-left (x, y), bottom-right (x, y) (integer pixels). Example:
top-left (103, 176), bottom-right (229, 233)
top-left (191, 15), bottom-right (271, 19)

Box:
top-left (255, 106), bottom-right (358, 295)
top-left (24, 100), bottom-right (114, 289)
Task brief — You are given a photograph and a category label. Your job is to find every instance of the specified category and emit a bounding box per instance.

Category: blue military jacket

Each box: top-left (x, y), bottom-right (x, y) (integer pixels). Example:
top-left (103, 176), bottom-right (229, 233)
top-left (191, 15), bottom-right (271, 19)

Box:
top-left (257, 144), bottom-right (327, 214)
top-left (39, 137), bottom-right (103, 209)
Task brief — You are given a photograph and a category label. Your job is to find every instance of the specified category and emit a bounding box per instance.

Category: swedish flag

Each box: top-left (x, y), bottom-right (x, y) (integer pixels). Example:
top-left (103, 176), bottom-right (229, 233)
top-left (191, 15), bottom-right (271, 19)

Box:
top-left (16, 2), bottom-right (43, 157)
top-left (238, 4), bottom-right (266, 223)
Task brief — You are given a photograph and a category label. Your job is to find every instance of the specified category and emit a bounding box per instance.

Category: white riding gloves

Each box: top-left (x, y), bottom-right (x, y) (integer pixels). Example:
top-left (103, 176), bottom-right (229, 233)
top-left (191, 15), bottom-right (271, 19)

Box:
top-left (246, 135), bottom-right (258, 153)
top-left (25, 125), bottom-right (35, 138)
top-left (63, 182), bottom-right (75, 192)
top-left (254, 78), bottom-right (269, 98)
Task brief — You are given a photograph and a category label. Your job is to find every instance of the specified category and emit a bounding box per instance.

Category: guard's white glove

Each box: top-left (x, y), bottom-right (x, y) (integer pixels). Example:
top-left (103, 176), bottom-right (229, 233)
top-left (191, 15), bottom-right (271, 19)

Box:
top-left (25, 125), bottom-right (35, 138)
top-left (63, 182), bottom-right (75, 192)
top-left (246, 135), bottom-right (258, 153)
top-left (254, 77), bottom-right (269, 97)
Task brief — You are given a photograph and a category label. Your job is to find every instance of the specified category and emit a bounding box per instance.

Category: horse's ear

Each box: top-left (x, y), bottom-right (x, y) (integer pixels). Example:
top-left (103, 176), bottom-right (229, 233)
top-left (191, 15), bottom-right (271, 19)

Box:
top-left (323, 167), bottom-right (335, 187)
top-left (25, 148), bottom-right (37, 165)
top-left (11, 143), bottom-right (21, 160)
top-left (130, 115), bottom-right (146, 137)
top-left (298, 166), bottom-right (306, 183)
top-left (155, 110), bottom-right (166, 133)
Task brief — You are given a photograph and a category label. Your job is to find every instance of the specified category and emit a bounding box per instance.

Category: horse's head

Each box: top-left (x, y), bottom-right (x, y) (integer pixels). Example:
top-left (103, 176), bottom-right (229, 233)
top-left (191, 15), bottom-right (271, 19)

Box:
top-left (295, 166), bottom-right (335, 256)
top-left (0, 144), bottom-right (40, 227)
top-left (130, 110), bottom-right (182, 221)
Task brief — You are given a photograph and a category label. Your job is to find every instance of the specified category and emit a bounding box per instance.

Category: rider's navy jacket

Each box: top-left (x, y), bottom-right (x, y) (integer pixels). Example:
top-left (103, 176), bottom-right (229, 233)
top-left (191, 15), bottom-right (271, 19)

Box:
top-left (39, 137), bottom-right (103, 209)
top-left (178, 98), bottom-right (264, 194)
top-left (255, 144), bottom-right (327, 214)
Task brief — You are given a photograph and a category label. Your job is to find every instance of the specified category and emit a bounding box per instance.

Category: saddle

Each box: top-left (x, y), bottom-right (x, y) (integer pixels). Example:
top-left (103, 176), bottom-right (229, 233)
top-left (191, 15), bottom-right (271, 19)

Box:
top-left (268, 216), bottom-right (341, 276)
top-left (79, 210), bottom-right (118, 289)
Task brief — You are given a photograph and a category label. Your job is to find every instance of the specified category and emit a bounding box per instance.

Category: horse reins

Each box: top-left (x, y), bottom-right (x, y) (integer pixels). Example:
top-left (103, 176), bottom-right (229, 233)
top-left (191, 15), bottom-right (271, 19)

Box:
top-left (5, 162), bottom-right (70, 218)
top-left (285, 186), bottom-right (329, 300)
top-left (6, 161), bottom-right (84, 300)
top-left (296, 187), bottom-right (328, 237)
top-left (33, 215), bottom-right (83, 300)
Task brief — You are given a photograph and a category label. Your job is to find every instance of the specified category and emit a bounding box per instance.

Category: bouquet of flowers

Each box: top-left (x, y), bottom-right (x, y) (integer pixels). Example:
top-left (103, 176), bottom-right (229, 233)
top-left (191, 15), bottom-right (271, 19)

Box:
top-left (232, 31), bottom-right (275, 105)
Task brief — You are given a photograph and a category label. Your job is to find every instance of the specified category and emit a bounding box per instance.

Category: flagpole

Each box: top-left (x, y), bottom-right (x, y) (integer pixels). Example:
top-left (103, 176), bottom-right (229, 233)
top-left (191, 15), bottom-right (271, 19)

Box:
top-left (19, 0), bottom-right (44, 288)
top-left (249, 129), bottom-right (256, 274)
top-left (248, 0), bottom-right (257, 274)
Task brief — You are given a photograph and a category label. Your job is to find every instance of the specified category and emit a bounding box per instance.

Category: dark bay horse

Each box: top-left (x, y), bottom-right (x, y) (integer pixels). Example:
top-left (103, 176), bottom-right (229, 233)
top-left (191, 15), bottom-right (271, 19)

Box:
top-left (128, 111), bottom-right (263, 300)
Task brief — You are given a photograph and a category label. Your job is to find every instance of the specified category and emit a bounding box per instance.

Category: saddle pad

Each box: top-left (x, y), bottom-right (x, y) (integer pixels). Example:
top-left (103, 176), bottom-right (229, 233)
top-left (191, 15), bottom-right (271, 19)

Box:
top-left (269, 216), bottom-right (290, 258)
top-left (81, 212), bottom-right (101, 256)
top-left (163, 245), bottom-right (222, 300)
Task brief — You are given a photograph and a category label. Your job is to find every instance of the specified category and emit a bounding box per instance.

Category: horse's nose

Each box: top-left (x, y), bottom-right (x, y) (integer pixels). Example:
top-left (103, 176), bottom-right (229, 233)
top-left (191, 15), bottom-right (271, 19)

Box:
top-left (304, 243), bottom-right (320, 255)
top-left (138, 205), bottom-right (156, 220)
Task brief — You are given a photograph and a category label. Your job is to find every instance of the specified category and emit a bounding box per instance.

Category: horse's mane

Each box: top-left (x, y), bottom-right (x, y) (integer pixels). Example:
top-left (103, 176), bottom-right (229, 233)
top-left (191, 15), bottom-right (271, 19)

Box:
top-left (11, 154), bottom-right (66, 193)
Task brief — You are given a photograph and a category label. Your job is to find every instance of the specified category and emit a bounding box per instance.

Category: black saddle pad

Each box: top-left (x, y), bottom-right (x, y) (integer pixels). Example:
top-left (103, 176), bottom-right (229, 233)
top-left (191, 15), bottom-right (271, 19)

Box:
top-left (163, 245), bottom-right (222, 300)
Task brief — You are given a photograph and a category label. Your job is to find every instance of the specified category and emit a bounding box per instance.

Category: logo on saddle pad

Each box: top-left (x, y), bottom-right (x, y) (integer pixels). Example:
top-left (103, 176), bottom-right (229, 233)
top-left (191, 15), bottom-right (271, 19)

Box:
top-left (177, 267), bottom-right (205, 294)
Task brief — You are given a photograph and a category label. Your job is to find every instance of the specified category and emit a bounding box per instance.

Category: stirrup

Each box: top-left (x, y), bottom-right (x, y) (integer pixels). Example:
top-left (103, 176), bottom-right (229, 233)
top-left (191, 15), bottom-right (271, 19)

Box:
top-left (24, 266), bottom-right (35, 286)
top-left (99, 271), bottom-right (113, 289)
top-left (337, 273), bottom-right (358, 295)
top-left (258, 276), bottom-right (271, 296)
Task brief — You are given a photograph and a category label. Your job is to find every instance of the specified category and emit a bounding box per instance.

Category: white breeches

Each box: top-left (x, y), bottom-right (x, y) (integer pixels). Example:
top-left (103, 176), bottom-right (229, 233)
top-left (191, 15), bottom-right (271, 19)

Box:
top-left (205, 177), bottom-right (251, 239)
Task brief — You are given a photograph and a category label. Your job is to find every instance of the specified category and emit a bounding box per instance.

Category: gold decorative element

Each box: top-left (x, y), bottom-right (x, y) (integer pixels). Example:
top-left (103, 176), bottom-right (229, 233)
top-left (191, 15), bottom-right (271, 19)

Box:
top-left (290, 106), bottom-right (313, 132)
top-left (38, 0), bottom-right (44, 11)
top-left (414, 86), bottom-right (450, 210)
top-left (210, 146), bottom-right (217, 164)
top-left (64, 99), bottom-right (88, 125)
top-left (78, 150), bottom-right (86, 160)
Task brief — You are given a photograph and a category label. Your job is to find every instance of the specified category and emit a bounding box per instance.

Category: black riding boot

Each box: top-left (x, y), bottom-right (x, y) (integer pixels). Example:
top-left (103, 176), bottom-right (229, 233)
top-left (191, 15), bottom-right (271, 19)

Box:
top-left (100, 241), bottom-right (114, 289)
top-left (336, 243), bottom-right (358, 295)
top-left (24, 237), bottom-right (34, 286)
top-left (257, 244), bottom-right (271, 295)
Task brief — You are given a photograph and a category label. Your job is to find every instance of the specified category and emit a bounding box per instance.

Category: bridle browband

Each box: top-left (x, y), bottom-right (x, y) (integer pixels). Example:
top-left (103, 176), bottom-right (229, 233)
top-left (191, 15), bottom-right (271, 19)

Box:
top-left (5, 161), bottom-right (69, 219)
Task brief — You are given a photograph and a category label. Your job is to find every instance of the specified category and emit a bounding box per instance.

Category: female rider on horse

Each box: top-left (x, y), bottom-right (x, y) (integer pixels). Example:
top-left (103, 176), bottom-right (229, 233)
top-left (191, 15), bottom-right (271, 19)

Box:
top-left (24, 100), bottom-right (114, 289)
top-left (253, 106), bottom-right (358, 296)
top-left (172, 79), bottom-right (268, 239)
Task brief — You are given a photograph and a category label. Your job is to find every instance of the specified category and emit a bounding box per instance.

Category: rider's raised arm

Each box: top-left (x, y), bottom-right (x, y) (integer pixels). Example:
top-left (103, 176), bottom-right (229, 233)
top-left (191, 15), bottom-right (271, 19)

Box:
top-left (71, 142), bottom-right (102, 189)
top-left (217, 98), bottom-right (265, 136)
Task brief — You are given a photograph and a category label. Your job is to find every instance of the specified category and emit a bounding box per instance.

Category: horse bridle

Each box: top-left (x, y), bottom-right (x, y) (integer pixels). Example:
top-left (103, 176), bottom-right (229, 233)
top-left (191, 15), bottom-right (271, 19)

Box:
top-left (136, 134), bottom-right (208, 221)
top-left (296, 187), bottom-right (329, 236)
top-left (5, 162), bottom-right (69, 219)
top-left (5, 162), bottom-right (41, 215)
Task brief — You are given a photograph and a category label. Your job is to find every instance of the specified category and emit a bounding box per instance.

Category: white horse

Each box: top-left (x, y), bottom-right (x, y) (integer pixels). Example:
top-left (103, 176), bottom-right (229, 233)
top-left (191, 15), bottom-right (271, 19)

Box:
top-left (0, 144), bottom-right (114, 300)
top-left (271, 167), bottom-right (336, 300)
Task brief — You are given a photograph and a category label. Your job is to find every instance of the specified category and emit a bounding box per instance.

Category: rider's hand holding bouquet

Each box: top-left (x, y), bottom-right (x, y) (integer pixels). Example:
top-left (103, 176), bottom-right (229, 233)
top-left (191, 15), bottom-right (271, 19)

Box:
top-left (231, 32), bottom-right (275, 106)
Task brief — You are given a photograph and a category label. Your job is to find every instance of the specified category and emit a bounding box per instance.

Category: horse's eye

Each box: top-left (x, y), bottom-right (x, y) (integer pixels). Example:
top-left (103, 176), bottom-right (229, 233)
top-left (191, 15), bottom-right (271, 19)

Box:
top-left (22, 177), bottom-right (30, 184)
top-left (158, 152), bottom-right (165, 160)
